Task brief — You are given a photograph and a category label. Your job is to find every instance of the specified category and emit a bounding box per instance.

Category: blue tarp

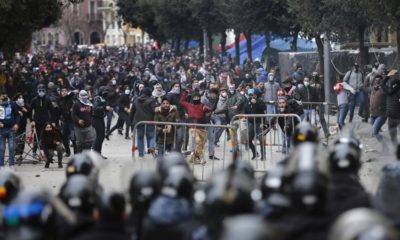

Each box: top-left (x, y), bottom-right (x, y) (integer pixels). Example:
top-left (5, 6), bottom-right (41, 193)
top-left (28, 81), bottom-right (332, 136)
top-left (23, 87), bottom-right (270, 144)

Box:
top-left (227, 35), bottom-right (316, 64)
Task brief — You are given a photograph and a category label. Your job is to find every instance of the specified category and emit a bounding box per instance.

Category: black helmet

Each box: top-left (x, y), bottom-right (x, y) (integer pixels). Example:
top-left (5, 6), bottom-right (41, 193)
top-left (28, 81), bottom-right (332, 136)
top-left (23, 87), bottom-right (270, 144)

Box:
top-left (129, 170), bottom-right (160, 208)
top-left (292, 122), bottom-right (319, 146)
top-left (329, 142), bottom-right (361, 174)
top-left (161, 166), bottom-right (194, 199)
top-left (65, 150), bottom-right (100, 182)
top-left (203, 172), bottom-right (254, 220)
top-left (4, 188), bottom-right (56, 240)
top-left (374, 163), bottom-right (400, 226)
top-left (229, 160), bottom-right (255, 180)
top-left (260, 165), bottom-right (290, 208)
top-left (335, 136), bottom-right (362, 155)
top-left (287, 143), bottom-right (329, 213)
top-left (59, 175), bottom-right (97, 216)
top-left (328, 208), bottom-right (399, 240)
top-left (96, 192), bottom-right (126, 221)
top-left (157, 151), bottom-right (189, 180)
top-left (221, 215), bottom-right (279, 240)
top-left (0, 169), bottom-right (21, 205)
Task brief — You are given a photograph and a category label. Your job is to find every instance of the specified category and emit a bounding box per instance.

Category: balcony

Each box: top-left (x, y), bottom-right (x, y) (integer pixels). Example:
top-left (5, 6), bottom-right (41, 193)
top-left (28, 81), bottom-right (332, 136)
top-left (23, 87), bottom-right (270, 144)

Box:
top-left (87, 13), bottom-right (102, 22)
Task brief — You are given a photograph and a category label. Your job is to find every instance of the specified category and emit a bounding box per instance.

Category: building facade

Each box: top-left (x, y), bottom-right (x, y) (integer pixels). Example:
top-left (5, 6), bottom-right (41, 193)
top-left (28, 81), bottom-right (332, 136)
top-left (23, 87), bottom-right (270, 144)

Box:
top-left (33, 0), bottom-right (105, 48)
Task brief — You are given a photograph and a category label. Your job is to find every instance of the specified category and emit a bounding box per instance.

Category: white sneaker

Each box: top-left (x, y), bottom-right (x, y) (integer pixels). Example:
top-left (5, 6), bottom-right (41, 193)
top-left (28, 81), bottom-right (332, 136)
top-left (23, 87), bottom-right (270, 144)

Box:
top-left (8, 165), bottom-right (15, 171)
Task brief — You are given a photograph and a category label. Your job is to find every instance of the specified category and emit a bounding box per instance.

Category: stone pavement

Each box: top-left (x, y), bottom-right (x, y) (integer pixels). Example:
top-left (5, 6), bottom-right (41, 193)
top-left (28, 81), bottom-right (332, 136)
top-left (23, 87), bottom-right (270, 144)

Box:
top-left (10, 114), bottom-right (396, 195)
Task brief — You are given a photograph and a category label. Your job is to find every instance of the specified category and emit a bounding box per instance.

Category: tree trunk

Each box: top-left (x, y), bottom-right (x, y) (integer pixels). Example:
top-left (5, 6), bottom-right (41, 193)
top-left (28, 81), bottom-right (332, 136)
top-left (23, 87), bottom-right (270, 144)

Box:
top-left (175, 37), bottom-right (181, 56)
top-left (315, 34), bottom-right (324, 75)
top-left (234, 32), bottom-right (240, 65)
top-left (208, 33), bottom-right (213, 58)
top-left (264, 32), bottom-right (271, 70)
top-left (220, 31), bottom-right (227, 55)
top-left (244, 31), bottom-right (252, 61)
top-left (291, 29), bottom-right (299, 52)
top-left (358, 26), bottom-right (369, 70)
top-left (184, 38), bottom-right (189, 53)
top-left (397, 26), bottom-right (400, 68)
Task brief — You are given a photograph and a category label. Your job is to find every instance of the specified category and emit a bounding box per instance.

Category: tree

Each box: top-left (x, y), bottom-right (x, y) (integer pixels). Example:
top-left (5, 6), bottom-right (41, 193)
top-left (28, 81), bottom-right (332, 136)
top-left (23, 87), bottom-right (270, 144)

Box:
top-left (378, 0), bottom-right (400, 63)
top-left (0, 0), bottom-right (63, 59)
top-left (288, 0), bottom-right (328, 74)
top-left (188, 0), bottom-right (228, 57)
top-left (323, 0), bottom-right (379, 69)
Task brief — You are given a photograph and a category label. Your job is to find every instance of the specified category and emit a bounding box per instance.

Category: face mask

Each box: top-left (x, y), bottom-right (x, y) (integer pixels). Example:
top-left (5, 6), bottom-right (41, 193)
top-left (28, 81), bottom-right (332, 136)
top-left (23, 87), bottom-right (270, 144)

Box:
top-left (38, 90), bottom-right (46, 97)
top-left (125, 90), bottom-right (130, 95)
top-left (279, 107), bottom-right (285, 112)
top-left (221, 92), bottom-right (227, 98)
top-left (173, 87), bottom-right (180, 93)
top-left (268, 76), bottom-right (274, 81)
top-left (112, 80), bottom-right (117, 85)
top-left (240, 91), bottom-right (245, 95)
top-left (193, 99), bottom-right (201, 105)
top-left (229, 89), bottom-right (235, 94)
top-left (16, 98), bottom-right (24, 106)
top-left (304, 82), bottom-right (310, 87)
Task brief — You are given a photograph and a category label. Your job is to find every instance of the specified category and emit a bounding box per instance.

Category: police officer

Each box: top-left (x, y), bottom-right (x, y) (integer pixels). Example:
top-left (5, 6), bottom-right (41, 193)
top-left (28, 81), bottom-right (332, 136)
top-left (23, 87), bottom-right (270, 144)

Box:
top-left (72, 192), bottom-right (130, 240)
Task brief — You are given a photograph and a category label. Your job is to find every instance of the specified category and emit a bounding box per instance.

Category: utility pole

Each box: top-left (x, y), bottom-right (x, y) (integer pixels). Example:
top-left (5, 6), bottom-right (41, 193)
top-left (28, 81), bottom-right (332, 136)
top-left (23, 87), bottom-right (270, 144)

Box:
top-left (203, 28), bottom-right (208, 63)
top-left (323, 33), bottom-right (331, 106)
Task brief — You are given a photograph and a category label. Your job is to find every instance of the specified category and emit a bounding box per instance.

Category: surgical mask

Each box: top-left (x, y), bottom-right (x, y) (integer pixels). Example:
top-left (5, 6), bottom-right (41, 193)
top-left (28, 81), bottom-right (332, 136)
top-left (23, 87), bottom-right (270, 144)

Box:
top-left (229, 88), bottom-right (235, 94)
top-left (125, 90), bottom-right (130, 95)
top-left (112, 80), bottom-right (117, 85)
top-left (173, 87), bottom-right (180, 93)
top-left (279, 107), bottom-right (285, 112)
top-left (16, 98), bottom-right (24, 107)
top-left (268, 76), bottom-right (274, 81)
top-left (240, 91), bottom-right (245, 95)
top-left (38, 90), bottom-right (46, 97)
top-left (304, 81), bottom-right (310, 87)
top-left (221, 92), bottom-right (227, 98)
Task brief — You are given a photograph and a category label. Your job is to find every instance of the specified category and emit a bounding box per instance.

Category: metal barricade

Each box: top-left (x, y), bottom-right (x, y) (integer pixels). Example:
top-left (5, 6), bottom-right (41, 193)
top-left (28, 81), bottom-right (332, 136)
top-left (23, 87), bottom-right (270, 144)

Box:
top-left (131, 121), bottom-right (236, 181)
top-left (299, 102), bottom-right (336, 141)
top-left (229, 114), bottom-right (302, 173)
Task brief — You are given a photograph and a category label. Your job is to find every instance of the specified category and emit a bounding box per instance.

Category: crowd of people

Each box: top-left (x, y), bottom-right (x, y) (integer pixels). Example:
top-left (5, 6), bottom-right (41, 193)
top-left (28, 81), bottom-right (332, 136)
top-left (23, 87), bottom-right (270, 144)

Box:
top-left (0, 122), bottom-right (399, 240)
top-left (0, 44), bottom-right (399, 169)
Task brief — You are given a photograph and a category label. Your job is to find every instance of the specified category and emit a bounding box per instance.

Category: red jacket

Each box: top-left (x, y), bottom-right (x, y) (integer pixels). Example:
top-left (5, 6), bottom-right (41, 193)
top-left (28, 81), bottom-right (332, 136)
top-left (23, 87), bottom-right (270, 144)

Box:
top-left (179, 91), bottom-right (211, 124)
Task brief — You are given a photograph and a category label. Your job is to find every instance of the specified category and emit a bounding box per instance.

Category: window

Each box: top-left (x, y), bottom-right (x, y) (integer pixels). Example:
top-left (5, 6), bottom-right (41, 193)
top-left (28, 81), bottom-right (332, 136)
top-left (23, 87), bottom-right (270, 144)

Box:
top-left (73, 3), bottom-right (80, 17)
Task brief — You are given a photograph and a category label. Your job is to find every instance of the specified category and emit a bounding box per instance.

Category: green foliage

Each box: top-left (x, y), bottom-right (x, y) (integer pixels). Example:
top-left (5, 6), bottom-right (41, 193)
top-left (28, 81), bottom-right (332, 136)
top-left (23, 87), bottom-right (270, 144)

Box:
top-left (0, 0), bottom-right (62, 57)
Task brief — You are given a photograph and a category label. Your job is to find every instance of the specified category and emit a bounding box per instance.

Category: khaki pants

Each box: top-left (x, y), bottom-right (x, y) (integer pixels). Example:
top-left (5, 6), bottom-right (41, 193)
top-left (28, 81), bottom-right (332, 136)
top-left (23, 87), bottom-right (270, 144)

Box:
top-left (189, 128), bottom-right (207, 158)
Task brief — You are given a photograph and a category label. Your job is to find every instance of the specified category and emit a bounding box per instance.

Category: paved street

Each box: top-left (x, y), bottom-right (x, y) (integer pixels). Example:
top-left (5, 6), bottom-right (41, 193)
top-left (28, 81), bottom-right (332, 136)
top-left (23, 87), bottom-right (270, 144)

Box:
top-left (11, 114), bottom-right (395, 196)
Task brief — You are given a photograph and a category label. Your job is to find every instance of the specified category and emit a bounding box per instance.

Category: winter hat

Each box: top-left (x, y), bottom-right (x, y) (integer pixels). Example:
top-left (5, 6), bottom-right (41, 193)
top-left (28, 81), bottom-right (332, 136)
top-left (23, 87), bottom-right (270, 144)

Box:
top-left (209, 88), bottom-right (219, 95)
top-left (143, 87), bottom-right (152, 97)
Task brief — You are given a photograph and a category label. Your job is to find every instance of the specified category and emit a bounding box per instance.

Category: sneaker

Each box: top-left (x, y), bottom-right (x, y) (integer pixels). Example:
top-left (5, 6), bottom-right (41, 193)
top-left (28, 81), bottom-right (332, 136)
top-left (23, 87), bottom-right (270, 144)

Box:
top-left (118, 130), bottom-right (123, 135)
top-left (105, 134), bottom-right (110, 140)
top-left (209, 155), bottom-right (220, 160)
top-left (9, 165), bottom-right (15, 171)
top-left (44, 164), bottom-right (49, 169)
top-left (64, 153), bottom-right (71, 158)
top-left (100, 154), bottom-right (108, 160)
top-left (125, 136), bottom-right (131, 140)
top-left (58, 164), bottom-right (63, 168)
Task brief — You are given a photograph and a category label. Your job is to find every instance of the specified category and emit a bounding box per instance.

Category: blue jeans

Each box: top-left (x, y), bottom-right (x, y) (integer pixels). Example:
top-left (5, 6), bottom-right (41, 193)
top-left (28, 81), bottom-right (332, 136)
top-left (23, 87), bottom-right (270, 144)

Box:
top-left (214, 116), bottom-right (227, 144)
top-left (371, 116), bottom-right (387, 144)
top-left (348, 91), bottom-right (365, 122)
top-left (338, 104), bottom-right (349, 130)
top-left (106, 111), bottom-right (113, 132)
top-left (136, 125), bottom-right (155, 157)
top-left (157, 143), bottom-right (173, 159)
top-left (0, 128), bottom-right (16, 167)
top-left (62, 121), bottom-right (76, 154)
top-left (207, 124), bottom-right (215, 156)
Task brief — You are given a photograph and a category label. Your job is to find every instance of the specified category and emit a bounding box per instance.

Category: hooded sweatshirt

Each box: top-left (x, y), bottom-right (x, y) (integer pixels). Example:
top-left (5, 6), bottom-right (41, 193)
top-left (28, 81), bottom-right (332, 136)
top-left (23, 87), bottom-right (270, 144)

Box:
top-left (131, 94), bottom-right (156, 126)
